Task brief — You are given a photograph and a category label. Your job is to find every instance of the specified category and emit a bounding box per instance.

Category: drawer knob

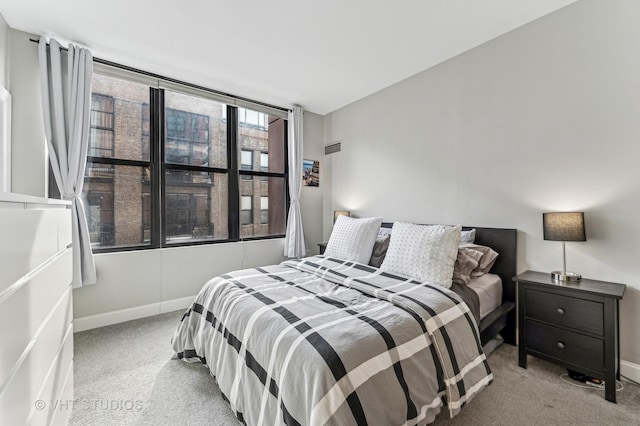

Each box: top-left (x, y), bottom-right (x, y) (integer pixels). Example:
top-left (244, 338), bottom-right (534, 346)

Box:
top-left (557, 308), bottom-right (565, 315)
top-left (557, 341), bottom-right (565, 349)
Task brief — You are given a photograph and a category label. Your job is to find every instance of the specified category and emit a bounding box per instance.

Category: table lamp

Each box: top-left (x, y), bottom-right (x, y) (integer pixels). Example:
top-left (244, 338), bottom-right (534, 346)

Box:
top-left (543, 212), bottom-right (586, 281)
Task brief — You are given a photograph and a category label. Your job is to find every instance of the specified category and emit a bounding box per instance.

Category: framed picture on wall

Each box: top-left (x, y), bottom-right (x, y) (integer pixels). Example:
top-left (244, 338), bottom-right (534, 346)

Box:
top-left (302, 159), bottom-right (319, 187)
top-left (0, 85), bottom-right (11, 193)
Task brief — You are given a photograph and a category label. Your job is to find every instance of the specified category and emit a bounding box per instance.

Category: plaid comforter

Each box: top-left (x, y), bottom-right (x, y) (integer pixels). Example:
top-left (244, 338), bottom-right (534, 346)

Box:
top-left (172, 256), bottom-right (492, 425)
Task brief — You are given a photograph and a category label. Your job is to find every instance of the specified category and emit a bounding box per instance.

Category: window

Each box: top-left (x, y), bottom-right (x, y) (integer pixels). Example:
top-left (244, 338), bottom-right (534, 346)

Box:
top-left (237, 107), bottom-right (287, 238)
top-left (81, 70), bottom-right (287, 251)
top-left (82, 73), bottom-right (151, 249)
top-left (260, 152), bottom-right (269, 181)
top-left (260, 152), bottom-right (269, 172)
top-left (240, 150), bottom-right (253, 169)
top-left (89, 94), bottom-right (115, 158)
top-left (240, 195), bottom-right (252, 225)
top-left (238, 107), bottom-right (266, 128)
top-left (240, 149), bottom-right (252, 180)
top-left (142, 192), bottom-right (151, 242)
top-left (260, 196), bottom-right (269, 224)
top-left (165, 109), bottom-right (209, 166)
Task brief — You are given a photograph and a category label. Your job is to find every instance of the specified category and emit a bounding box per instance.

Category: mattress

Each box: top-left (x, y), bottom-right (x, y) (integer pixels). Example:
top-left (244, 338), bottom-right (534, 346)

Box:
top-left (467, 273), bottom-right (502, 320)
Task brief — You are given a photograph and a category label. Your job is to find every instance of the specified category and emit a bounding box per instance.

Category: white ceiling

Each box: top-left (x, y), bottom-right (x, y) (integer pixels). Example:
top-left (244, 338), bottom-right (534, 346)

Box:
top-left (0, 0), bottom-right (577, 115)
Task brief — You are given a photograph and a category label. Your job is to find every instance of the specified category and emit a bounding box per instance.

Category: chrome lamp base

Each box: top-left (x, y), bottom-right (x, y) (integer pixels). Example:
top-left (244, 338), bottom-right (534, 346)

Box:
top-left (551, 271), bottom-right (582, 282)
top-left (551, 241), bottom-right (582, 282)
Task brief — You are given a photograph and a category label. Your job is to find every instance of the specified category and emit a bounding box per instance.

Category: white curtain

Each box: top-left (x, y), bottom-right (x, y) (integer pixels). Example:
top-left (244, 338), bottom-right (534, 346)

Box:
top-left (284, 106), bottom-right (306, 258)
top-left (39, 37), bottom-right (96, 287)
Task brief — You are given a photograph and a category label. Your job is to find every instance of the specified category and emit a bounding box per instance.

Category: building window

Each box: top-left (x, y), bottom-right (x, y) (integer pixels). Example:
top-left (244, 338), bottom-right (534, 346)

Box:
top-left (240, 196), bottom-right (252, 225)
top-left (81, 70), bottom-right (287, 252)
top-left (240, 149), bottom-right (253, 180)
top-left (238, 107), bottom-right (266, 129)
top-left (142, 191), bottom-right (151, 243)
top-left (260, 152), bottom-right (269, 181)
top-left (260, 152), bottom-right (269, 172)
top-left (88, 94), bottom-right (115, 158)
top-left (260, 196), bottom-right (269, 224)
top-left (165, 108), bottom-right (210, 167)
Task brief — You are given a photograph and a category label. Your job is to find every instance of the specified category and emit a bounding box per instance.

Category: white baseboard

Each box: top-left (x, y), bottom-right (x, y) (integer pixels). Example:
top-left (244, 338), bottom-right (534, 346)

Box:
top-left (621, 360), bottom-right (640, 384)
top-left (160, 295), bottom-right (196, 314)
top-left (73, 295), bottom-right (196, 332)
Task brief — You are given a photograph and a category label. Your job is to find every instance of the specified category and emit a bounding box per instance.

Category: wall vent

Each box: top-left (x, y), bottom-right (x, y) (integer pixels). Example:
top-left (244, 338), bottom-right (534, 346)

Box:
top-left (324, 142), bottom-right (341, 155)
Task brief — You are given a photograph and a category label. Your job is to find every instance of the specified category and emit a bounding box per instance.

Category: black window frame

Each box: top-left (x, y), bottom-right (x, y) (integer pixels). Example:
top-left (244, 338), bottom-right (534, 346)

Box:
top-left (64, 65), bottom-right (290, 254)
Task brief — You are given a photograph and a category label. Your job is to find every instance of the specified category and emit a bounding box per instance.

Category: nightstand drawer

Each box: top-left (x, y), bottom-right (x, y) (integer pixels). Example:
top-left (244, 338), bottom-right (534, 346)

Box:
top-left (526, 320), bottom-right (604, 372)
top-left (525, 289), bottom-right (603, 335)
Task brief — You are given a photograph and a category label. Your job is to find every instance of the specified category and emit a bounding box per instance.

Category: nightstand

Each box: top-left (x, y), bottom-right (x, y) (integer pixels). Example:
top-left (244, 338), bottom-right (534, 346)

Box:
top-left (318, 243), bottom-right (327, 255)
top-left (514, 271), bottom-right (625, 402)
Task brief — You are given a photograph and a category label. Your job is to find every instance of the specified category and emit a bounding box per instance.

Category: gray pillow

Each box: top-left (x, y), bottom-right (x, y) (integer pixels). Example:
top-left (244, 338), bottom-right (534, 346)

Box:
top-left (459, 243), bottom-right (499, 277)
top-left (369, 234), bottom-right (391, 268)
top-left (452, 247), bottom-right (483, 285)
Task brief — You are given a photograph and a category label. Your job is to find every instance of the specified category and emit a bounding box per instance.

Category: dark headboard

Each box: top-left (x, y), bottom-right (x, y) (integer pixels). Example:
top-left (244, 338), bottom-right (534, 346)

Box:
top-left (381, 223), bottom-right (517, 344)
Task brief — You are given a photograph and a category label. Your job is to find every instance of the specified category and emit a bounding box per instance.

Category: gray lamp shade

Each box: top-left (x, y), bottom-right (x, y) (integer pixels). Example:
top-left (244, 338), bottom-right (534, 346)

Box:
top-left (543, 212), bottom-right (586, 242)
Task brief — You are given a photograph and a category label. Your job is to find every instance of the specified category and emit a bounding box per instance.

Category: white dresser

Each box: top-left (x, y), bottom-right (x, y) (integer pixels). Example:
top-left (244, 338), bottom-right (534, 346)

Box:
top-left (0, 193), bottom-right (74, 425)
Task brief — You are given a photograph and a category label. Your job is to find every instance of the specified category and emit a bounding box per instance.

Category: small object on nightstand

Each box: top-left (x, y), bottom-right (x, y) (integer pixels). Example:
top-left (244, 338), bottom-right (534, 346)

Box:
top-left (318, 243), bottom-right (327, 255)
top-left (542, 212), bottom-right (586, 282)
top-left (514, 271), bottom-right (625, 403)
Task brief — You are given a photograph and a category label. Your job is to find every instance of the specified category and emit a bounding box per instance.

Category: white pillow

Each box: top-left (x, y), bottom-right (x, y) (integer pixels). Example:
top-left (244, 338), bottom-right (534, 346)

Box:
top-left (324, 216), bottom-right (383, 264)
top-left (380, 223), bottom-right (461, 288)
top-left (460, 228), bottom-right (476, 244)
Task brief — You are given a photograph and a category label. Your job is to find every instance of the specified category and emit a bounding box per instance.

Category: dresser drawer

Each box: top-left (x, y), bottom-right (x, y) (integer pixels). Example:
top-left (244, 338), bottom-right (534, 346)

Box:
top-left (525, 288), bottom-right (603, 335)
top-left (526, 320), bottom-right (604, 372)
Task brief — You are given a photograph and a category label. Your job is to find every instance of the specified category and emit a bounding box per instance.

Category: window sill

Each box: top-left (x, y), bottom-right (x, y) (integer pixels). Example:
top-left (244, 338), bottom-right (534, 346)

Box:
top-left (91, 234), bottom-right (286, 254)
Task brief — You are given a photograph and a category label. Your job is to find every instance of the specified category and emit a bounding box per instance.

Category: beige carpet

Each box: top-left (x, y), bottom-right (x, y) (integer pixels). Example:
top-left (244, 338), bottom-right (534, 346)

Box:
top-left (71, 311), bottom-right (640, 425)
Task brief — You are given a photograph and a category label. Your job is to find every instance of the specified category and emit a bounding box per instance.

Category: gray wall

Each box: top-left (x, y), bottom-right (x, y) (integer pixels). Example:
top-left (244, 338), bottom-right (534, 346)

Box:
top-left (0, 13), bottom-right (8, 88)
top-left (324, 0), bottom-right (640, 366)
top-left (9, 29), bottom-right (46, 197)
top-left (73, 239), bottom-right (288, 318)
top-left (301, 110), bottom-right (324, 254)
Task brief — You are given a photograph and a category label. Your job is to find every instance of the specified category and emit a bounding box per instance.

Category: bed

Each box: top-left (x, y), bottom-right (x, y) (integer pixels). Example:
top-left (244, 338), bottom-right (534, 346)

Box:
top-left (172, 221), bottom-right (516, 425)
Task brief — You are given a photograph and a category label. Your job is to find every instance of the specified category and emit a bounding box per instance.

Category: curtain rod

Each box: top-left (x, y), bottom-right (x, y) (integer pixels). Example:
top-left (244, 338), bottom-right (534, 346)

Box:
top-left (30, 38), bottom-right (291, 114)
